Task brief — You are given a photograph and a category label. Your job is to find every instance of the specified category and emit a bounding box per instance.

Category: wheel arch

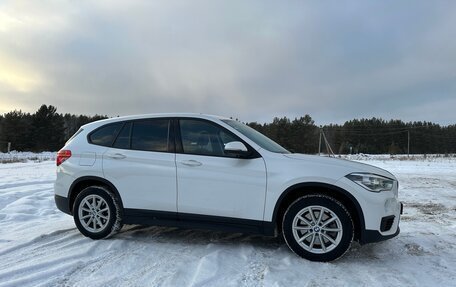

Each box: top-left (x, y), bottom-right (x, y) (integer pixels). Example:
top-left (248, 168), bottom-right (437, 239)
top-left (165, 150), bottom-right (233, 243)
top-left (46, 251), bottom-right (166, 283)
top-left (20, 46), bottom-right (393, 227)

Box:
top-left (68, 176), bottom-right (124, 215)
top-left (272, 182), bottom-right (365, 241)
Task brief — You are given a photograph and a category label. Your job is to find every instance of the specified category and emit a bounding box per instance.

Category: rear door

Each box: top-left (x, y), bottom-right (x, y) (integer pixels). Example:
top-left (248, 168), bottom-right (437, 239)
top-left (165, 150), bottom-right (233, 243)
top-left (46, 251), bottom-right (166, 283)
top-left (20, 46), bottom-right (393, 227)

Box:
top-left (102, 118), bottom-right (177, 212)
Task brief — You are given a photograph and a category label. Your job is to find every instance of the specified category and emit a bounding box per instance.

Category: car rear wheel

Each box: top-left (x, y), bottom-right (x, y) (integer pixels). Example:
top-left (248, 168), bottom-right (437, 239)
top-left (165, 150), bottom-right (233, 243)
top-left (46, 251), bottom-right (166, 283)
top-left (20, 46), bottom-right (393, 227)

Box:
top-left (73, 186), bottom-right (123, 239)
top-left (282, 194), bottom-right (354, 262)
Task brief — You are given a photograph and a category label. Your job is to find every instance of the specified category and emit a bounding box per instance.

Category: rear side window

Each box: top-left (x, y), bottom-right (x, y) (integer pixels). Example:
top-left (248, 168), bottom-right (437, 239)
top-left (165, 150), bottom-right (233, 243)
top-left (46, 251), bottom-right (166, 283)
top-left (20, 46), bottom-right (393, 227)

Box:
top-left (113, 122), bottom-right (132, 149)
top-left (89, 123), bottom-right (123, 147)
top-left (131, 119), bottom-right (170, 152)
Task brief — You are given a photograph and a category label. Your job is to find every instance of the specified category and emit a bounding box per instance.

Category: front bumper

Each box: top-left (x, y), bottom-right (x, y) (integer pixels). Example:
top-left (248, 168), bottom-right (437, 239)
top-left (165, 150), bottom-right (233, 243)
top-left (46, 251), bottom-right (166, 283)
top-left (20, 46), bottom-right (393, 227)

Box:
top-left (359, 202), bottom-right (403, 244)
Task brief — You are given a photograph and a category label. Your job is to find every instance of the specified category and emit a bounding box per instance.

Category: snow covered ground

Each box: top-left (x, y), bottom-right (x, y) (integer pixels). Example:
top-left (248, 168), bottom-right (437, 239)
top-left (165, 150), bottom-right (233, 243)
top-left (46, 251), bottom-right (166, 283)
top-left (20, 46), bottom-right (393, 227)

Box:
top-left (0, 156), bottom-right (455, 287)
top-left (0, 151), bottom-right (55, 164)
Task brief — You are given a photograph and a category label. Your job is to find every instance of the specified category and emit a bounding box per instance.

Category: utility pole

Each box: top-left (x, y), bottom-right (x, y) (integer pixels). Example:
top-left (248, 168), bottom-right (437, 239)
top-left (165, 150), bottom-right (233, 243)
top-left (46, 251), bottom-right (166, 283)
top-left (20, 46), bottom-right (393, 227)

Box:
top-left (407, 130), bottom-right (410, 158)
top-left (318, 128), bottom-right (322, 156)
top-left (321, 130), bottom-right (335, 157)
top-left (7, 142), bottom-right (11, 154)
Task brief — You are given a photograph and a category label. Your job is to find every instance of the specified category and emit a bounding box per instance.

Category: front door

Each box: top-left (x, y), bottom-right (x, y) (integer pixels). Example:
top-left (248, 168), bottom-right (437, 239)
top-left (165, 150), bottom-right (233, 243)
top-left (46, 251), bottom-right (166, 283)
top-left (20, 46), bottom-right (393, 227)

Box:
top-left (176, 119), bottom-right (267, 221)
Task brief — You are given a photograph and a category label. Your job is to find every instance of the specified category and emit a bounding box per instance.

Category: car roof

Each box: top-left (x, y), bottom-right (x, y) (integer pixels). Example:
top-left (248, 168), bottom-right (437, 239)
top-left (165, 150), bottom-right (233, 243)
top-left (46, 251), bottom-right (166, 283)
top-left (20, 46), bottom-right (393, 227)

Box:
top-left (81, 113), bottom-right (232, 129)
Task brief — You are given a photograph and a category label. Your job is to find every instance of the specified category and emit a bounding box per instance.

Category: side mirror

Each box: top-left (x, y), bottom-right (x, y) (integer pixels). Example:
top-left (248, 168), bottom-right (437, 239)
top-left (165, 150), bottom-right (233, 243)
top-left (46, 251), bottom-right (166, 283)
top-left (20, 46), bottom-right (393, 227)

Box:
top-left (224, 141), bottom-right (249, 157)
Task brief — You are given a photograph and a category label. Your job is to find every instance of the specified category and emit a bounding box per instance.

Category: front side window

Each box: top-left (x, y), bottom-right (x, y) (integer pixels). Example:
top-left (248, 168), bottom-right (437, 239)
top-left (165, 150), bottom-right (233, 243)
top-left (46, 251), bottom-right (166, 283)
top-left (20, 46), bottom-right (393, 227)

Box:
top-left (179, 119), bottom-right (240, 157)
top-left (131, 119), bottom-right (170, 152)
top-left (89, 123), bottom-right (123, 147)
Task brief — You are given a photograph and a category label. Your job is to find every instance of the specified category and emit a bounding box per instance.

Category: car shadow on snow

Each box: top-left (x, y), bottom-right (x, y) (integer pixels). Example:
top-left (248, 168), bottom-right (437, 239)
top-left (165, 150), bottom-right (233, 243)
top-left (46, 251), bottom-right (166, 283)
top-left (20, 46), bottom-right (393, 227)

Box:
top-left (116, 224), bottom-right (284, 249)
top-left (111, 224), bottom-right (409, 262)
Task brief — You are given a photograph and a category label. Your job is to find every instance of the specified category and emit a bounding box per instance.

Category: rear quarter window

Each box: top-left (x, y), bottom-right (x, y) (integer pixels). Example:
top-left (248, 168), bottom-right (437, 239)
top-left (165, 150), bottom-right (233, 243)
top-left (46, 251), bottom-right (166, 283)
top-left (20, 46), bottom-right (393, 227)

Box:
top-left (89, 122), bottom-right (123, 147)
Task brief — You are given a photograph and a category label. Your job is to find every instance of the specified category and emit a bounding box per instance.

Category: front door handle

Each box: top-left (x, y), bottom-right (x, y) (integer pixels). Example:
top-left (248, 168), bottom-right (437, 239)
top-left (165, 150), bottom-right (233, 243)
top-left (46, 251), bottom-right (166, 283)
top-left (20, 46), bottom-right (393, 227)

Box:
top-left (181, 160), bottom-right (202, 167)
top-left (106, 153), bottom-right (126, 160)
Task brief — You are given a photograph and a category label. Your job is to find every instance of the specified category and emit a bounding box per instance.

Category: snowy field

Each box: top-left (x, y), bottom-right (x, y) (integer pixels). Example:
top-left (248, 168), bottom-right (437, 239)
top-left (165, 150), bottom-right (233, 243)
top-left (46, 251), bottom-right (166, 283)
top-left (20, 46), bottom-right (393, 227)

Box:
top-left (0, 151), bottom-right (55, 164)
top-left (0, 155), bottom-right (455, 286)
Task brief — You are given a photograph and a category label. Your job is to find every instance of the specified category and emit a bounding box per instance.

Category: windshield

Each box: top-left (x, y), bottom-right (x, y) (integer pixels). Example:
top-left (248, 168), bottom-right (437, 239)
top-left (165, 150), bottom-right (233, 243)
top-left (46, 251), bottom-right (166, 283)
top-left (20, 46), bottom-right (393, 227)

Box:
top-left (222, 120), bottom-right (290, 154)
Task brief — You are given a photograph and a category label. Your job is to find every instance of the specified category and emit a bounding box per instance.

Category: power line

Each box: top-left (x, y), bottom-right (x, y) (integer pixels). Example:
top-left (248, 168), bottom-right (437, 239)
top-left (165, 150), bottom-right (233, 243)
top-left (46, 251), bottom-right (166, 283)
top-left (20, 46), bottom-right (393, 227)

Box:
top-left (322, 130), bottom-right (409, 136)
top-left (324, 125), bottom-right (440, 132)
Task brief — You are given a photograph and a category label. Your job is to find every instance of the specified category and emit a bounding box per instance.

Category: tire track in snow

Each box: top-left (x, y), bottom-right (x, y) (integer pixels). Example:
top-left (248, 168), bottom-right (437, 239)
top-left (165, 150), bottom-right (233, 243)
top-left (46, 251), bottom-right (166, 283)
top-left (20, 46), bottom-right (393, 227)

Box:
top-left (0, 180), bottom-right (55, 190)
top-left (0, 187), bottom-right (54, 213)
top-left (0, 229), bottom-right (83, 286)
top-left (0, 228), bottom-right (76, 257)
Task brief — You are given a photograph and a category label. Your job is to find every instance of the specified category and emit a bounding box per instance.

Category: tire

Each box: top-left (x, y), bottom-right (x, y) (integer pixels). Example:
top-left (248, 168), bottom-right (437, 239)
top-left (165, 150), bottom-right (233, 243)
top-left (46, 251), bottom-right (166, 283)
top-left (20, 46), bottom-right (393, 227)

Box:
top-left (73, 186), bottom-right (123, 239)
top-left (282, 194), bottom-right (354, 262)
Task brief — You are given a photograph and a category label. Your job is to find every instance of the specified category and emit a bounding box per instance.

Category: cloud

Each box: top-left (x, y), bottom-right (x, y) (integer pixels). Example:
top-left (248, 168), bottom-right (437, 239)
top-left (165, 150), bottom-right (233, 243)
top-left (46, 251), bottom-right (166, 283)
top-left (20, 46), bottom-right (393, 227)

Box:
top-left (0, 53), bottom-right (47, 93)
top-left (0, 0), bottom-right (454, 124)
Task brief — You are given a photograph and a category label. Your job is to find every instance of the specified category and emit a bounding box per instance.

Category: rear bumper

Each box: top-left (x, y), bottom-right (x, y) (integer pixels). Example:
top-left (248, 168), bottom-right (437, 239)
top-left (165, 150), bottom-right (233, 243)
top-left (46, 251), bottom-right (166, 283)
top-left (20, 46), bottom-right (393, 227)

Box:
top-left (55, 195), bottom-right (71, 215)
top-left (359, 202), bottom-right (403, 244)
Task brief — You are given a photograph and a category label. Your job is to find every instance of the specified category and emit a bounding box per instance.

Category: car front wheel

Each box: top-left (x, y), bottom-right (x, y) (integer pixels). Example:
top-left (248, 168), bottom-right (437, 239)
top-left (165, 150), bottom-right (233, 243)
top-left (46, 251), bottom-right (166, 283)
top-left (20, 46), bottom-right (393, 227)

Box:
top-left (73, 186), bottom-right (123, 239)
top-left (282, 194), bottom-right (354, 262)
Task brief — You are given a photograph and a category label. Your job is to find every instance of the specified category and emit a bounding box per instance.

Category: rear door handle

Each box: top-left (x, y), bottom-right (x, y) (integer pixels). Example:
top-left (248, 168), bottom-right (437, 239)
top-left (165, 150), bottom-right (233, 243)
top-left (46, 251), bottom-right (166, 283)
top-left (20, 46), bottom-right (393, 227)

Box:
top-left (181, 160), bottom-right (202, 167)
top-left (106, 153), bottom-right (126, 160)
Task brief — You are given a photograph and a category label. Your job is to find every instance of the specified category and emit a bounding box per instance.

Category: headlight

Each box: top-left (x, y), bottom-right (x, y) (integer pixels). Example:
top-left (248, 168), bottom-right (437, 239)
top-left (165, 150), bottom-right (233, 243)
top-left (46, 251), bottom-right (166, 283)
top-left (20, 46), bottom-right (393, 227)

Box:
top-left (346, 173), bottom-right (394, 192)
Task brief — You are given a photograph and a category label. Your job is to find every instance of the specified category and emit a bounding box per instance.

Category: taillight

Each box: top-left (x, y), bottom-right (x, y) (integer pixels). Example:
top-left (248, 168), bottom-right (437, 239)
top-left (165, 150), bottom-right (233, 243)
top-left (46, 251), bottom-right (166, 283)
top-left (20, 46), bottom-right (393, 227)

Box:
top-left (57, 150), bottom-right (72, 166)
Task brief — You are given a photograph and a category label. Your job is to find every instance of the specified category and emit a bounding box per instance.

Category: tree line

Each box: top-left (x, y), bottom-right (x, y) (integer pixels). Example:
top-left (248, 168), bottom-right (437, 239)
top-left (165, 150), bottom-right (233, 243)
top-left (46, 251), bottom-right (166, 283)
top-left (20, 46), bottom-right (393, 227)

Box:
top-left (0, 105), bottom-right (455, 154)
top-left (0, 105), bottom-right (106, 152)
top-left (247, 117), bottom-right (456, 154)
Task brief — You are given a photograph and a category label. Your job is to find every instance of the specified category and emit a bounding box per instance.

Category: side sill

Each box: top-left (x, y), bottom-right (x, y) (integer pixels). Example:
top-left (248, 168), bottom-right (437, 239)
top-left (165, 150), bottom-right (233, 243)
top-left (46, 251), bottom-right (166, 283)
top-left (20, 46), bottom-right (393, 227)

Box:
top-left (123, 209), bottom-right (276, 236)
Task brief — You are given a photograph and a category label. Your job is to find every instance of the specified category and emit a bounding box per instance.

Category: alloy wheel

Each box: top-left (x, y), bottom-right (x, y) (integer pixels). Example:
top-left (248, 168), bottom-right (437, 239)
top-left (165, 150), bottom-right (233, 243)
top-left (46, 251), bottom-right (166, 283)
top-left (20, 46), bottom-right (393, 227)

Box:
top-left (78, 194), bottom-right (111, 233)
top-left (291, 205), bottom-right (343, 254)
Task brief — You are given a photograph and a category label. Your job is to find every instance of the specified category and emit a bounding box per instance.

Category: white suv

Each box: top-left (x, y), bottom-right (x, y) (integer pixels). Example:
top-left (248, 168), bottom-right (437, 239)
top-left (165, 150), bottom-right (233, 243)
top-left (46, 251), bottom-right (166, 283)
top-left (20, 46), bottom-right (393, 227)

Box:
top-left (54, 113), bottom-right (402, 261)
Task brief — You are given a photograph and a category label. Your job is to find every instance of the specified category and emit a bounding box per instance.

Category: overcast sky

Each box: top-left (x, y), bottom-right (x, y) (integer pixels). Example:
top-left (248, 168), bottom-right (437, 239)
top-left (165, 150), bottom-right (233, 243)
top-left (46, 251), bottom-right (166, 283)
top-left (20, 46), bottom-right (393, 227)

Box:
top-left (0, 1), bottom-right (455, 125)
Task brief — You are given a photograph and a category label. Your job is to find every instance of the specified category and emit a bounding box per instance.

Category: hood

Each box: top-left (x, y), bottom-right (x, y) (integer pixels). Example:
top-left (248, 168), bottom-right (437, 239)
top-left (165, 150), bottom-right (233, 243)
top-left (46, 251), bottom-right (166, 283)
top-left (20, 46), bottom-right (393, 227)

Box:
top-left (282, 154), bottom-right (396, 180)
